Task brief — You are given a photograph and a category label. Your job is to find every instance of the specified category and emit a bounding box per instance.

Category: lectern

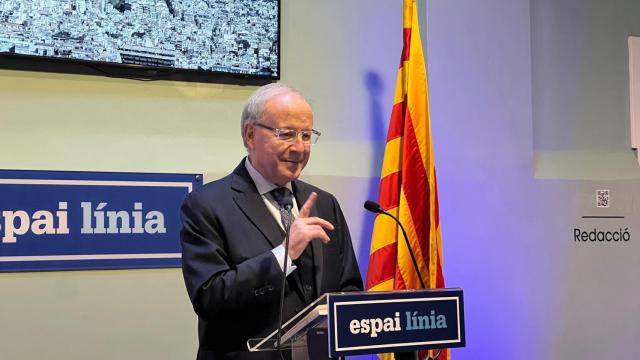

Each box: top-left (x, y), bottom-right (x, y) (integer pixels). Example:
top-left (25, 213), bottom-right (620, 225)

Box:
top-left (247, 288), bottom-right (465, 360)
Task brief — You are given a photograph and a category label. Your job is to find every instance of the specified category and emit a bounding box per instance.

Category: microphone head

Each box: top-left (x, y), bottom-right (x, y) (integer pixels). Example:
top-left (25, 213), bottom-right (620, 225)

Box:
top-left (363, 200), bottom-right (383, 214)
top-left (281, 194), bottom-right (294, 211)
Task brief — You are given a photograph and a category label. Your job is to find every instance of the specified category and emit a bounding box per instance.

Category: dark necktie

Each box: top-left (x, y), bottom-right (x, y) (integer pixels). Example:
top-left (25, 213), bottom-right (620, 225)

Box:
top-left (269, 187), bottom-right (292, 229)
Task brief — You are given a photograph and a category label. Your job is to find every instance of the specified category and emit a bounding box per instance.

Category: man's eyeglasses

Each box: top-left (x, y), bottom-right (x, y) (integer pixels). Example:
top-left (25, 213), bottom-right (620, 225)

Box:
top-left (254, 122), bottom-right (321, 144)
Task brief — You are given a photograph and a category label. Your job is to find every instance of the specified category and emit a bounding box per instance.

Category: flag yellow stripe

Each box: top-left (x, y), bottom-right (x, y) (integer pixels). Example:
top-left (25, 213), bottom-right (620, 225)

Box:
top-left (394, 64), bottom-right (408, 104)
top-left (406, 1), bottom-right (430, 172)
top-left (380, 137), bottom-right (403, 179)
top-left (368, 278), bottom-right (394, 292)
top-left (403, 0), bottom-right (413, 29)
top-left (369, 207), bottom-right (400, 254)
top-left (429, 226), bottom-right (441, 288)
top-left (429, 176), bottom-right (442, 288)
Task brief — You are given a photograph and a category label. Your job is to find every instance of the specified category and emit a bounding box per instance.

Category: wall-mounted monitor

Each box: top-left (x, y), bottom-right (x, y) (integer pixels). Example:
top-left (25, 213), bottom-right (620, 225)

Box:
top-left (0, 0), bottom-right (280, 83)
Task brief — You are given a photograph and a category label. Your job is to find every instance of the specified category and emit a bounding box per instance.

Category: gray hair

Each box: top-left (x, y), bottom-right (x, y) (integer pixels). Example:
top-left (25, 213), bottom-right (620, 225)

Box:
top-left (240, 83), bottom-right (308, 145)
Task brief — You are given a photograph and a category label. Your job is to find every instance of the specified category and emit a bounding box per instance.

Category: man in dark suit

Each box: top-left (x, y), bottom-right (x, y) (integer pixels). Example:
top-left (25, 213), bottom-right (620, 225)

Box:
top-left (180, 83), bottom-right (363, 360)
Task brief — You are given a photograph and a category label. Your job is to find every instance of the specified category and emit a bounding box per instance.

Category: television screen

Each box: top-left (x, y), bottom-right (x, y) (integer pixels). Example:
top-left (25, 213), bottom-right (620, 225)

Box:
top-left (0, 0), bottom-right (279, 82)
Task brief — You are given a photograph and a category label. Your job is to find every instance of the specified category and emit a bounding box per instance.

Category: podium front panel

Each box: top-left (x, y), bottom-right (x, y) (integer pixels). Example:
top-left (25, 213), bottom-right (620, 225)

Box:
top-left (326, 289), bottom-right (465, 357)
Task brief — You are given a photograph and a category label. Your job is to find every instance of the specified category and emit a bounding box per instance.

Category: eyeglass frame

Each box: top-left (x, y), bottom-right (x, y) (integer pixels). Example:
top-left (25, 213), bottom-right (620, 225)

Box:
top-left (252, 122), bottom-right (322, 144)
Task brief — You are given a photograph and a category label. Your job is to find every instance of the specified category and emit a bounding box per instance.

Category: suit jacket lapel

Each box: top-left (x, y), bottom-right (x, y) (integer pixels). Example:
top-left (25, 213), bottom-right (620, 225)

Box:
top-left (292, 180), bottom-right (324, 298)
top-left (230, 161), bottom-right (284, 249)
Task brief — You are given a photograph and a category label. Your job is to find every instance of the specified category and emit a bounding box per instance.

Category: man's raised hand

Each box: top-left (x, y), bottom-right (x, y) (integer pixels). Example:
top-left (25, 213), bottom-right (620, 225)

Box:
top-left (286, 192), bottom-right (334, 260)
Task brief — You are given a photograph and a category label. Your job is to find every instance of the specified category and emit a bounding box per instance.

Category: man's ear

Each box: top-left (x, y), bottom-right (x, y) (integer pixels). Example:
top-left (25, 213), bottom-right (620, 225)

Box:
top-left (243, 122), bottom-right (255, 149)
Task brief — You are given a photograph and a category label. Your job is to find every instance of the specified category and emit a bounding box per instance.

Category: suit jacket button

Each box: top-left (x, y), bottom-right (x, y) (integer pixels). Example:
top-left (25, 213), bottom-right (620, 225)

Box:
top-left (304, 285), bottom-right (312, 292)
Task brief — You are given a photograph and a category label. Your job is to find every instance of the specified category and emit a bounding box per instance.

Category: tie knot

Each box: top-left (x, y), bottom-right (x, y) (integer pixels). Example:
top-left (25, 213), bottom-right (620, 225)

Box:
top-left (269, 187), bottom-right (292, 208)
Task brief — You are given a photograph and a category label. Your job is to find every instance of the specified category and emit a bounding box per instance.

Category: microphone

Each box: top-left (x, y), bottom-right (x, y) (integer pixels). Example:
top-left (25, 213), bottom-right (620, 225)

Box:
top-left (282, 195), bottom-right (293, 212)
top-left (364, 200), bottom-right (426, 289)
top-left (364, 200), bottom-right (383, 214)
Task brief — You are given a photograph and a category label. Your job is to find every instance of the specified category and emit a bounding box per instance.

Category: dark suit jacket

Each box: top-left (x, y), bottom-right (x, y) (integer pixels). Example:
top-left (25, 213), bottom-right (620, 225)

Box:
top-left (180, 160), bottom-right (363, 360)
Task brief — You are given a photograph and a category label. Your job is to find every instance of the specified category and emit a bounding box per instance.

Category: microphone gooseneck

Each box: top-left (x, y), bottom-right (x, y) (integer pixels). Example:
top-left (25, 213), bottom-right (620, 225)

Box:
top-left (363, 200), bottom-right (426, 289)
top-left (364, 200), bottom-right (438, 360)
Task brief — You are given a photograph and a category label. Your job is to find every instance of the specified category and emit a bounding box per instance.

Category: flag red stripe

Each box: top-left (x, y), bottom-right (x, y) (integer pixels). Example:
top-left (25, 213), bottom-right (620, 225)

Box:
top-left (365, 242), bottom-right (397, 289)
top-left (400, 28), bottom-right (411, 63)
top-left (436, 248), bottom-right (445, 288)
top-left (378, 172), bottom-right (401, 211)
top-left (387, 101), bottom-right (406, 141)
top-left (395, 265), bottom-right (407, 290)
top-left (401, 109), bottom-right (431, 261)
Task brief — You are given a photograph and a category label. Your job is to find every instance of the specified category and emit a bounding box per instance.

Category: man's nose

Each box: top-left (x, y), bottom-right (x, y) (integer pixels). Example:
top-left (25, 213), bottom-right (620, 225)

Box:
top-left (289, 134), bottom-right (306, 152)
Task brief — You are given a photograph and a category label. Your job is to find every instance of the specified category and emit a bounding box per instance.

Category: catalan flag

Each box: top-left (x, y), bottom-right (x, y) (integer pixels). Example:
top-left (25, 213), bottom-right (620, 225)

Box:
top-left (365, 0), bottom-right (448, 358)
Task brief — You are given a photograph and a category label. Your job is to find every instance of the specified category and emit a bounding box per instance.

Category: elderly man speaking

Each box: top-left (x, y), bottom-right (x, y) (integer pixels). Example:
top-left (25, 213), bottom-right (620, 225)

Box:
top-left (180, 83), bottom-right (363, 360)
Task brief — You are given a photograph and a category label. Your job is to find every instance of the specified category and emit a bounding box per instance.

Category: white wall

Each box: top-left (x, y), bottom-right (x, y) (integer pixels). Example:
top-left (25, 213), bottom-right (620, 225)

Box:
top-left (427, 0), bottom-right (640, 358)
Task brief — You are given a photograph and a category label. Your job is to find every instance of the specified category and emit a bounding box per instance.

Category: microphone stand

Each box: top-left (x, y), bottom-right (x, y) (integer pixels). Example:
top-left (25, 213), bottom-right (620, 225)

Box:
top-left (276, 203), bottom-right (293, 360)
top-left (365, 201), bottom-right (444, 360)
top-left (366, 202), bottom-right (425, 289)
top-left (381, 210), bottom-right (445, 360)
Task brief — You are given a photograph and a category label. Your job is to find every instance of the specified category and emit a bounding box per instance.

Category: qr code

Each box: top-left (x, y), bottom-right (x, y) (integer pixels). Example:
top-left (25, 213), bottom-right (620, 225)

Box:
top-left (596, 189), bottom-right (610, 208)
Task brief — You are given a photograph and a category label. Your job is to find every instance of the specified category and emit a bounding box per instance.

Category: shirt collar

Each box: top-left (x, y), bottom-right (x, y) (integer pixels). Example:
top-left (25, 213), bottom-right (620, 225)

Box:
top-left (244, 157), bottom-right (293, 196)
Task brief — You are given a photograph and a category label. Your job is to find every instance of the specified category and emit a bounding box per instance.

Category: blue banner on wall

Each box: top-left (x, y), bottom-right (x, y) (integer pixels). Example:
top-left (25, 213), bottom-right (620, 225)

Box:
top-left (0, 170), bottom-right (202, 272)
top-left (327, 289), bottom-right (465, 356)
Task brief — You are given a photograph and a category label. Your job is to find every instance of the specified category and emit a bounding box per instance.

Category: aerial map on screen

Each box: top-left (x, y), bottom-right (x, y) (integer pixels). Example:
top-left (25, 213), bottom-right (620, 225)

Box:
top-left (0, 0), bottom-right (279, 77)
